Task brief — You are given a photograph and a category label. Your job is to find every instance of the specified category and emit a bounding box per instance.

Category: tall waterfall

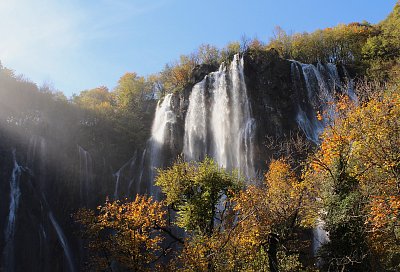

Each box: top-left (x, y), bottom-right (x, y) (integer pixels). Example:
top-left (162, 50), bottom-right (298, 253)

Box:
top-left (183, 54), bottom-right (255, 177)
top-left (2, 149), bottom-right (22, 272)
top-left (148, 93), bottom-right (177, 196)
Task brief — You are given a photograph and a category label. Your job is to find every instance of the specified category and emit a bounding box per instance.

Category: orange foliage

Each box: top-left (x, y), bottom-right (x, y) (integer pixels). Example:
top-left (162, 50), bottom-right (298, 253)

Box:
top-left (74, 195), bottom-right (167, 271)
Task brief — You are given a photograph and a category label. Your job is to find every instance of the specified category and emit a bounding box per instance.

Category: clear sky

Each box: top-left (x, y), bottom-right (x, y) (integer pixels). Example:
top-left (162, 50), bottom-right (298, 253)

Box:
top-left (0, 0), bottom-right (397, 97)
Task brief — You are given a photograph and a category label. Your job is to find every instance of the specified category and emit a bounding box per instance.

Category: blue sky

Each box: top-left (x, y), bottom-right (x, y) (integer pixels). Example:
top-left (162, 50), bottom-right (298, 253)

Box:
top-left (0, 0), bottom-right (397, 97)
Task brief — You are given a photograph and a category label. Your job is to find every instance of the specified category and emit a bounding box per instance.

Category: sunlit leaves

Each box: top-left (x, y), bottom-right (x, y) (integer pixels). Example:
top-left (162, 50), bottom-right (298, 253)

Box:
top-left (155, 157), bottom-right (242, 235)
top-left (307, 89), bottom-right (400, 270)
top-left (74, 195), bottom-right (166, 271)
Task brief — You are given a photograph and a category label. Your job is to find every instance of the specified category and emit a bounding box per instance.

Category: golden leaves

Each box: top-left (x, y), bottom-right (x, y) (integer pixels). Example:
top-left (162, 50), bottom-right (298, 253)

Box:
top-left (74, 195), bottom-right (167, 271)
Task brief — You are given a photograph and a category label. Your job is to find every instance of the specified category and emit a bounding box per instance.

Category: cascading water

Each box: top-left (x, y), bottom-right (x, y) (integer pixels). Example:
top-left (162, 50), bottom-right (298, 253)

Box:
top-left (313, 218), bottom-right (330, 255)
top-left (183, 79), bottom-right (208, 162)
top-left (135, 148), bottom-right (147, 194)
top-left (183, 54), bottom-right (255, 177)
top-left (290, 60), bottom-right (352, 143)
top-left (2, 149), bottom-right (22, 272)
top-left (148, 93), bottom-right (177, 196)
top-left (113, 151), bottom-right (137, 200)
top-left (291, 61), bottom-right (357, 256)
top-left (48, 212), bottom-right (75, 272)
top-left (26, 135), bottom-right (76, 271)
top-left (78, 146), bottom-right (93, 206)
top-left (291, 61), bottom-right (324, 143)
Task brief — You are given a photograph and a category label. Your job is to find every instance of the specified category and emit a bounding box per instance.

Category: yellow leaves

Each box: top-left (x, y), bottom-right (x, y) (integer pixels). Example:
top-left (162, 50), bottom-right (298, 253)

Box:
top-left (317, 111), bottom-right (323, 121)
top-left (235, 158), bottom-right (319, 244)
top-left (306, 89), bottom-right (400, 263)
top-left (74, 195), bottom-right (167, 271)
top-left (368, 195), bottom-right (400, 232)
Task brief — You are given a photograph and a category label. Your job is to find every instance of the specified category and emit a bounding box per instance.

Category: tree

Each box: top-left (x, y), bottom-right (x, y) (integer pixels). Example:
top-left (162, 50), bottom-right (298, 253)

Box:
top-left (234, 158), bottom-right (318, 272)
top-left (73, 86), bottom-right (114, 113)
top-left (362, 1), bottom-right (400, 82)
top-left (197, 44), bottom-right (220, 66)
top-left (115, 72), bottom-right (148, 111)
top-left (307, 97), bottom-right (372, 271)
top-left (307, 90), bottom-right (400, 270)
top-left (160, 54), bottom-right (198, 93)
top-left (349, 92), bottom-right (400, 270)
top-left (155, 157), bottom-right (242, 236)
top-left (74, 195), bottom-right (167, 271)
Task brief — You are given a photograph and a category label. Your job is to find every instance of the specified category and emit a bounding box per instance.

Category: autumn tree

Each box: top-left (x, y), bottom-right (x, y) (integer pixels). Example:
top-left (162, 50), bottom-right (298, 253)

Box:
top-left (349, 91), bottom-right (400, 270)
top-left (306, 97), bottom-right (373, 271)
top-left (114, 72), bottom-right (150, 111)
top-left (197, 44), bottom-right (221, 66)
top-left (233, 158), bottom-right (318, 272)
top-left (307, 89), bottom-right (400, 270)
top-left (160, 54), bottom-right (198, 92)
top-left (73, 86), bottom-right (114, 113)
top-left (74, 195), bottom-right (167, 271)
top-left (220, 41), bottom-right (241, 63)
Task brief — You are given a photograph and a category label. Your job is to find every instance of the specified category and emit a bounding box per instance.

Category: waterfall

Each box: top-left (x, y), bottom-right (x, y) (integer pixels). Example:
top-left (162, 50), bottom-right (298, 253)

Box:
top-left (49, 212), bottom-right (75, 272)
top-left (2, 149), bottom-right (22, 272)
top-left (27, 136), bottom-right (47, 191)
top-left (113, 151), bottom-right (137, 200)
top-left (150, 93), bottom-right (176, 149)
top-left (183, 54), bottom-right (255, 177)
top-left (136, 148), bottom-right (147, 194)
top-left (290, 61), bottom-right (351, 143)
top-left (26, 136), bottom-right (76, 271)
top-left (313, 219), bottom-right (330, 254)
top-left (183, 79), bottom-right (208, 162)
top-left (291, 61), bottom-right (358, 256)
top-left (78, 146), bottom-right (93, 206)
top-left (291, 61), bottom-right (323, 143)
top-left (148, 93), bottom-right (177, 196)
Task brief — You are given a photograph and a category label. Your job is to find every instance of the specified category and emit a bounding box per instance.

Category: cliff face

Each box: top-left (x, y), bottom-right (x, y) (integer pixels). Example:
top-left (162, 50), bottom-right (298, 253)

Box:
top-left (159, 50), bottom-right (305, 173)
top-left (243, 49), bottom-right (301, 169)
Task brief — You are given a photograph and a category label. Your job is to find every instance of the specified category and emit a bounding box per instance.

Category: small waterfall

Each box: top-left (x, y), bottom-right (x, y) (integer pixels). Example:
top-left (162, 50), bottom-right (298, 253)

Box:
top-left (183, 54), bottom-right (255, 177)
top-left (128, 149), bottom-right (146, 196)
top-left (313, 219), bottom-right (329, 254)
top-left (26, 135), bottom-right (51, 271)
top-left (229, 55), bottom-right (255, 178)
top-left (290, 61), bottom-right (349, 143)
top-left (78, 146), bottom-right (93, 206)
top-left (136, 148), bottom-right (147, 194)
top-left (49, 212), bottom-right (75, 272)
top-left (291, 61), bottom-right (323, 143)
top-left (113, 151), bottom-right (137, 200)
top-left (2, 149), bottom-right (22, 272)
top-left (26, 136), bottom-right (76, 271)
